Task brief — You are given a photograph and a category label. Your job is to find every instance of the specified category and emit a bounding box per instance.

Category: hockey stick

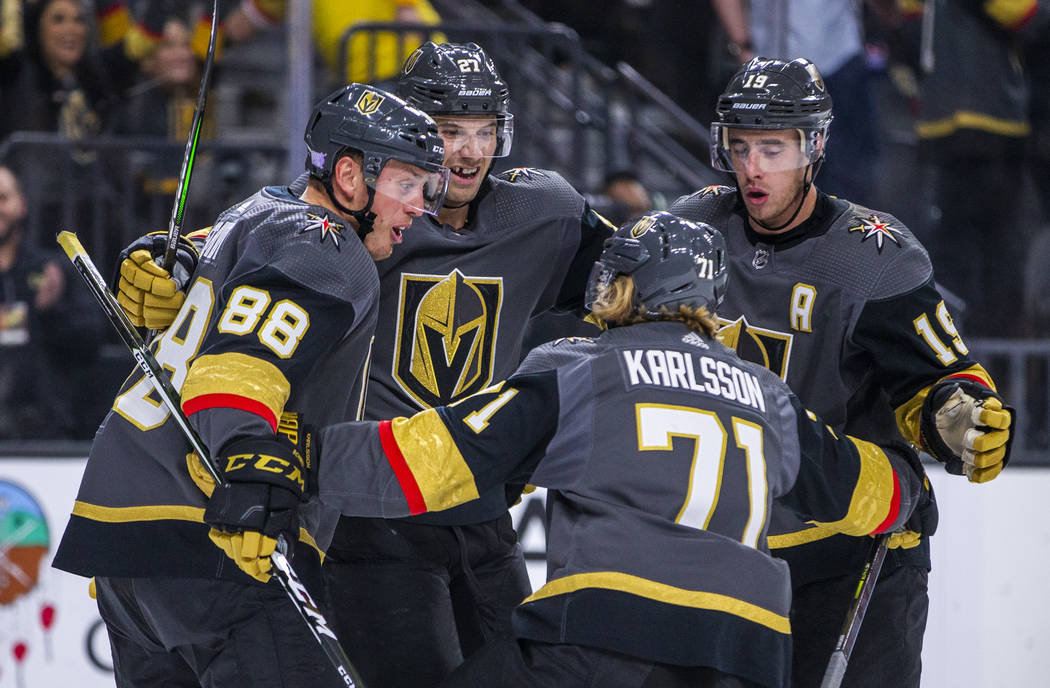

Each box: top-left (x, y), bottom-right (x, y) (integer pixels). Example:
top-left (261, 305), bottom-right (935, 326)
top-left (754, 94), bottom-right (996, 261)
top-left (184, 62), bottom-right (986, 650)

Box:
top-left (820, 533), bottom-right (891, 688)
top-left (57, 230), bottom-right (366, 688)
top-left (160, 0), bottom-right (219, 274)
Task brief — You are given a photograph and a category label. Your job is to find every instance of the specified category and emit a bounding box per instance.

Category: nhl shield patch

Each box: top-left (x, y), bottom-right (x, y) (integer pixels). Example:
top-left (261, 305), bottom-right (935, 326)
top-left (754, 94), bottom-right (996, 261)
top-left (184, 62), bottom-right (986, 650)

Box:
top-left (393, 270), bottom-right (503, 408)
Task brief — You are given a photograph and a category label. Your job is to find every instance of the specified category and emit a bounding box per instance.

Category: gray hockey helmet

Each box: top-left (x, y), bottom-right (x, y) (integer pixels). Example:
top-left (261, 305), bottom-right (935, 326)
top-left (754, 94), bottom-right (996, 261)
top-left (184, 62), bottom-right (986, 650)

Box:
top-left (397, 41), bottom-right (514, 157)
top-left (586, 211), bottom-right (728, 317)
top-left (304, 83), bottom-right (450, 215)
top-left (711, 57), bottom-right (833, 173)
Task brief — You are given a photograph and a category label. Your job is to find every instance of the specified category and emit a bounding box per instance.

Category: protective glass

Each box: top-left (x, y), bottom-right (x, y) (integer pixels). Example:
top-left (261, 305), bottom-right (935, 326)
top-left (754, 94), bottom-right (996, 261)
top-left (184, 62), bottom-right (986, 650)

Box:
top-left (435, 115), bottom-right (515, 158)
top-left (584, 261), bottom-right (617, 311)
top-left (374, 160), bottom-right (451, 216)
top-left (710, 123), bottom-right (825, 173)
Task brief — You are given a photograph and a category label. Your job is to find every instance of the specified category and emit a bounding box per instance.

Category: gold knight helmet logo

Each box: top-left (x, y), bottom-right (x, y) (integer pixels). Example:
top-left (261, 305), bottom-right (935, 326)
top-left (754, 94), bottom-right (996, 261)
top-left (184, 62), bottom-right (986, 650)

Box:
top-left (393, 270), bottom-right (503, 408)
top-left (355, 89), bottom-right (385, 116)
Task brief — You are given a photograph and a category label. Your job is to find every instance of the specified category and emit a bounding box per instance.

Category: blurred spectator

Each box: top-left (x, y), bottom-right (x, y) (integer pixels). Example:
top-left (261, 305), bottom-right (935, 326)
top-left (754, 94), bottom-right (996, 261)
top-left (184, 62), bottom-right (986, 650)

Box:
top-left (0, 163), bottom-right (104, 440)
top-left (914, 0), bottom-right (1050, 337)
top-left (0, 0), bottom-right (143, 140)
top-left (711, 0), bottom-right (882, 207)
top-left (225, 0), bottom-right (444, 87)
top-left (594, 169), bottom-right (654, 225)
top-left (111, 11), bottom-right (220, 235)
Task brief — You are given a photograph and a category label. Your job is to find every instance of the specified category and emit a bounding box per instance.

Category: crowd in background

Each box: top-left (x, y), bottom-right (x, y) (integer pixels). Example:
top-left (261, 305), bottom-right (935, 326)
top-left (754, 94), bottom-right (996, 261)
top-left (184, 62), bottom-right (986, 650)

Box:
top-left (1, 0), bottom-right (1047, 441)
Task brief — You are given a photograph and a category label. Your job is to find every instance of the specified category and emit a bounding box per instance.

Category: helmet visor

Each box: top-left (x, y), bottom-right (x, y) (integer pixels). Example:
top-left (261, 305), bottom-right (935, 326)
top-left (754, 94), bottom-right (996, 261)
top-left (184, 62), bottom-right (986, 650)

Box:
top-left (435, 114), bottom-right (515, 159)
top-left (374, 160), bottom-right (451, 216)
top-left (710, 123), bottom-right (824, 173)
top-left (584, 260), bottom-right (618, 312)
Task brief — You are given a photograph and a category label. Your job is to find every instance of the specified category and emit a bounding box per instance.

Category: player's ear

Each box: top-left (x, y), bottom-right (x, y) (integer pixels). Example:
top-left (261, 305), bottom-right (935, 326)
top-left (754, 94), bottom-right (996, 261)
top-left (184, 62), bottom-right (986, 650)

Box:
top-left (332, 154), bottom-right (363, 201)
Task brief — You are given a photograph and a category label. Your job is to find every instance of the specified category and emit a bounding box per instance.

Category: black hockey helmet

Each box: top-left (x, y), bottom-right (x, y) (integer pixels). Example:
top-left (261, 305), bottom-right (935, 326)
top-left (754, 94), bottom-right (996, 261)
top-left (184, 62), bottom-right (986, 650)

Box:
top-left (586, 211), bottom-right (728, 317)
top-left (304, 83), bottom-right (450, 217)
top-left (397, 41), bottom-right (514, 157)
top-left (711, 57), bottom-right (833, 173)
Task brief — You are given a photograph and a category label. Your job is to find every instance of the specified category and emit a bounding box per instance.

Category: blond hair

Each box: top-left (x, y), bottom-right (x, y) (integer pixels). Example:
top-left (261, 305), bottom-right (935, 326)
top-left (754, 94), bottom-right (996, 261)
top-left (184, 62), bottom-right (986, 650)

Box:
top-left (590, 275), bottom-right (718, 337)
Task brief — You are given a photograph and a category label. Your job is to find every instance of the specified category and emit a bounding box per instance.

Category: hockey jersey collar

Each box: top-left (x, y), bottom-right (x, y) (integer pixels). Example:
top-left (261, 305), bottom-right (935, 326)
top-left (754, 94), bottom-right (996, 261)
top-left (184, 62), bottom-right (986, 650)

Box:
top-left (739, 191), bottom-right (844, 251)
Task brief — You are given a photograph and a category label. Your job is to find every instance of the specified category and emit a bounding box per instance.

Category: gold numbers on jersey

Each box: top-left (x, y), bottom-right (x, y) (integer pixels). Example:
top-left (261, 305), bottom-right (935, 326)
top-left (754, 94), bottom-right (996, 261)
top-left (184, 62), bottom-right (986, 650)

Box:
top-left (913, 300), bottom-right (968, 366)
top-left (636, 404), bottom-right (768, 548)
top-left (219, 286), bottom-right (310, 358)
top-left (114, 281), bottom-right (310, 429)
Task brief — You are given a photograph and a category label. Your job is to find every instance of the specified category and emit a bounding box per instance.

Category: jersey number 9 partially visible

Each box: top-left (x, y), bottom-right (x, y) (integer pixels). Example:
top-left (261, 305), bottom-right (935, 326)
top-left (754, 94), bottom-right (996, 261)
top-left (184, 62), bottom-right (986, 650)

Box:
top-left (115, 280), bottom-right (310, 430)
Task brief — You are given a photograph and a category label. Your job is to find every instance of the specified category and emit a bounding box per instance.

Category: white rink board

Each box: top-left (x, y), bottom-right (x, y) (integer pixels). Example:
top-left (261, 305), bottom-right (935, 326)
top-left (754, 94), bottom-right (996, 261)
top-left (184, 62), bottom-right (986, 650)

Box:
top-left (1, 456), bottom-right (1047, 688)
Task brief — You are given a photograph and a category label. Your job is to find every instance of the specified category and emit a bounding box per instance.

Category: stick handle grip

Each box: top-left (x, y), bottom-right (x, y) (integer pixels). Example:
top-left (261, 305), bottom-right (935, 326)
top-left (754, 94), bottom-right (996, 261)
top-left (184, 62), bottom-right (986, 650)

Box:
top-left (821, 652), bottom-right (848, 688)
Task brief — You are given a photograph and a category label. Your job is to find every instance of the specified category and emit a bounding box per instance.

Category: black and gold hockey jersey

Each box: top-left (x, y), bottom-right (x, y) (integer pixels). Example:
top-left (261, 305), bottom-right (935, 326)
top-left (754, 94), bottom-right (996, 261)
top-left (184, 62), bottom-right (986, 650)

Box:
top-left (316, 321), bottom-right (926, 688)
top-left (670, 186), bottom-right (996, 583)
top-left (53, 180), bottom-right (380, 588)
top-left (363, 167), bottom-right (610, 525)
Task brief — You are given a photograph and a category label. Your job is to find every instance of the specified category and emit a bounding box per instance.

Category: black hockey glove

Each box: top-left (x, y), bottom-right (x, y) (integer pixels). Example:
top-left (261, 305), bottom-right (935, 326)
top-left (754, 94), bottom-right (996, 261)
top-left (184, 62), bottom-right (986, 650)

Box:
top-left (112, 231), bottom-right (198, 329)
top-left (204, 418), bottom-right (314, 582)
top-left (881, 442), bottom-right (937, 549)
top-left (919, 378), bottom-right (1014, 483)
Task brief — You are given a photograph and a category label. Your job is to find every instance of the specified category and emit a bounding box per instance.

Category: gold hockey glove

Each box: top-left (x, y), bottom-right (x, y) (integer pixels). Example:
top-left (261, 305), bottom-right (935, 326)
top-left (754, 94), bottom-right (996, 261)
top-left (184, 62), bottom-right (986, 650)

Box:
top-left (203, 418), bottom-right (314, 582)
top-left (113, 232), bottom-right (198, 329)
top-left (920, 379), bottom-right (1014, 483)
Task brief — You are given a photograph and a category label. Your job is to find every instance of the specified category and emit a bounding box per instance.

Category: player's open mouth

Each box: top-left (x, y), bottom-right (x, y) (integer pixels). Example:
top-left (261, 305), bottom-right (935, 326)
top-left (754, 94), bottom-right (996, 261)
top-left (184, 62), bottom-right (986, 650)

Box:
top-left (452, 166), bottom-right (480, 182)
top-left (745, 188), bottom-right (768, 203)
top-left (392, 226), bottom-right (405, 242)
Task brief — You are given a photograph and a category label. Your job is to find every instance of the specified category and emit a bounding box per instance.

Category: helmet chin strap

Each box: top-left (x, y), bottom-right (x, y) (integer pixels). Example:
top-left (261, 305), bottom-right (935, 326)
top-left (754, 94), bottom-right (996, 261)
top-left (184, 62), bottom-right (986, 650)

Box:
top-left (325, 178), bottom-right (377, 240)
top-left (745, 158), bottom-right (823, 232)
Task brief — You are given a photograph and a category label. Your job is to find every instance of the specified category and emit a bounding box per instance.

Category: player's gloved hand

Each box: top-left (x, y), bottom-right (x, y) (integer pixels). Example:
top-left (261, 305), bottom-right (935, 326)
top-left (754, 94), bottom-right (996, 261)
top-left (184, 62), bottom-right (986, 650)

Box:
top-left (203, 417), bottom-right (313, 582)
top-left (920, 378), bottom-right (1014, 483)
top-left (881, 443), bottom-right (938, 549)
top-left (113, 231), bottom-right (198, 329)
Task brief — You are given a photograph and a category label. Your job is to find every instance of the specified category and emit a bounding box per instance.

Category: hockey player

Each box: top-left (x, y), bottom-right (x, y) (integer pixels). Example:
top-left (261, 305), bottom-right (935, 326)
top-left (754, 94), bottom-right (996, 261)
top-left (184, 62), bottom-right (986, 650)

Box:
top-left (108, 42), bottom-right (612, 687)
top-left (312, 211), bottom-right (935, 688)
top-left (669, 57), bottom-right (1014, 687)
top-left (52, 83), bottom-right (449, 688)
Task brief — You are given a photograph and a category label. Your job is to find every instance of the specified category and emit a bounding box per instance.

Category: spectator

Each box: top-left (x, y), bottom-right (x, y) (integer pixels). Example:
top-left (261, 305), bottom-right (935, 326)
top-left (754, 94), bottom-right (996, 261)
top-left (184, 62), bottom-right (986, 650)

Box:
top-left (914, 0), bottom-right (1050, 337)
top-left (711, 0), bottom-right (882, 207)
top-left (598, 169), bottom-right (655, 225)
top-left (112, 11), bottom-right (221, 235)
top-left (0, 163), bottom-right (103, 440)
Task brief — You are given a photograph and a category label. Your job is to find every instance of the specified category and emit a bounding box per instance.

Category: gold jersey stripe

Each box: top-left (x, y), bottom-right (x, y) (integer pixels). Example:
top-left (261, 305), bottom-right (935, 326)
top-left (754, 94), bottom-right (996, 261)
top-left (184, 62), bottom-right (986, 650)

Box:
top-left (71, 501), bottom-right (322, 555)
top-left (767, 524), bottom-right (840, 550)
top-left (389, 410), bottom-right (480, 511)
top-left (810, 439), bottom-right (896, 536)
top-left (182, 353), bottom-right (290, 425)
top-left (523, 571), bottom-right (790, 634)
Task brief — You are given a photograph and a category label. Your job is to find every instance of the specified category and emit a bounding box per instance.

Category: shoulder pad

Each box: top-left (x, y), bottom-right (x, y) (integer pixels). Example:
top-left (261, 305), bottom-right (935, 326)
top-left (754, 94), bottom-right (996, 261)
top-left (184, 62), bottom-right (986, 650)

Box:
top-left (804, 201), bottom-right (932, 299)
top-left (237, 192), bottom-right (378, 305)
top-left (669, 185), bottom-right (739, 225)
top-left (489, 167), bottom-right (585, 226)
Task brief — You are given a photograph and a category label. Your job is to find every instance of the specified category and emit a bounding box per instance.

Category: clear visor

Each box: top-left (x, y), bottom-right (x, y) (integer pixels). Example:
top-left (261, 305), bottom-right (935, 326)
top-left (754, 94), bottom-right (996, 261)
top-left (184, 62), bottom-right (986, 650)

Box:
top-left (374, 161), bottom-right (451, 216)
top-left (710, 123), bottom-right (824, 173)
top-left (435, 115), bottom-right (515, 159)
top-left (584, 261), bottom-right (617, 311)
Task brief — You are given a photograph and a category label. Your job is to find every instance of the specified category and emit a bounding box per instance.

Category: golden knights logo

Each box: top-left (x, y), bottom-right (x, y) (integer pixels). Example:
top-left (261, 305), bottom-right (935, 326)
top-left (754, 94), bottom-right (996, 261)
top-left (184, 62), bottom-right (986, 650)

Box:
top-left (300, 212), bottom-right (344, 247)
top-left (716, 314), bottom-right (794, 380)
top-left (355, 89), bottom-right (385, 115)
top-left (630, 214), bottom-right (658, 237)
top-left (393, 270), bottom-right (503, 408)
top-left (848, 214), bottom-right (902, 252)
